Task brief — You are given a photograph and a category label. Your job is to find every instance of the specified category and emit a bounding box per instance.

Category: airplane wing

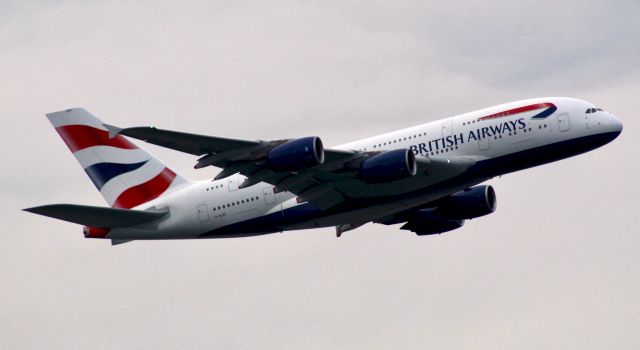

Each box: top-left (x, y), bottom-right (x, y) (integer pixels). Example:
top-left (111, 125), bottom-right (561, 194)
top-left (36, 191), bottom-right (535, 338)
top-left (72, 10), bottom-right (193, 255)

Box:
top-left (23, 204), bottom-right (169, 227)
top-left (106, 125), bottom-right (476, 210)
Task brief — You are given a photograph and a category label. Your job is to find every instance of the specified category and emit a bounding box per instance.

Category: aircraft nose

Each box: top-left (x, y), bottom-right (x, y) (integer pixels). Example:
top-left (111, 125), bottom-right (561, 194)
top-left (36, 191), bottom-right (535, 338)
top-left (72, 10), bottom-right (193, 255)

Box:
top-left (610, 113), bottom-right (623, 134)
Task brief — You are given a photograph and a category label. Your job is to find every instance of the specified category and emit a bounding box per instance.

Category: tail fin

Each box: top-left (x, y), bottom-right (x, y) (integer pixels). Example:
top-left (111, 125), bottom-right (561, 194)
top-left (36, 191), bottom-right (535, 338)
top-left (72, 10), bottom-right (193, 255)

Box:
top-left (46, 108), bottom-right (190, 208)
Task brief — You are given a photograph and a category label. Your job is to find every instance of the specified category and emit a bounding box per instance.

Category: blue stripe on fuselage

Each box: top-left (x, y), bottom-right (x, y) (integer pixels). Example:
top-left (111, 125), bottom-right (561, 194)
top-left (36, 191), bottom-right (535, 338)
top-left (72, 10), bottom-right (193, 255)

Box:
top-left (531, 105), bottom-right (557, 119)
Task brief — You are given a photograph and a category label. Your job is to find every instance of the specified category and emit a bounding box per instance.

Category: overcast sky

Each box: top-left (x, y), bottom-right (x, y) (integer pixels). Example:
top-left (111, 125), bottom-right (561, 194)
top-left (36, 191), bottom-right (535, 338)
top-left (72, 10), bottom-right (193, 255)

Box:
top-left (2, 1), bottom-right (639, 349)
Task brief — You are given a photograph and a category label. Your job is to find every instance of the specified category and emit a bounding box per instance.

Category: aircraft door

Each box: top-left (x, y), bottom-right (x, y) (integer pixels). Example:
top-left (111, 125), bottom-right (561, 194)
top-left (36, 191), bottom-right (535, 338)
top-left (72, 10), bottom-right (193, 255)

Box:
top-left (442, 119), bottom-right (453, 138)
top-left (227, 173), bottom-right (239, 192)
top-left (197, 204), bottom-right (210, 223)
top-left (263, 187), bottom-right (276, 205)
top-left (557, 113), bottom-right (570, 132)
top-left (478, 137), bottom-right (490, 151)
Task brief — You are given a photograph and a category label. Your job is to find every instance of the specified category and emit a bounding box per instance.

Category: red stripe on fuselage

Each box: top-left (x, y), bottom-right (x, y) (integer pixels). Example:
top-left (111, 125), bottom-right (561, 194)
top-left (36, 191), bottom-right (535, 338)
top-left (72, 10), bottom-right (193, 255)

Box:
top-left (112, 168), bottom-right (176, 209)
top-left (477, 102), bottom-right (555, 121)
top-left (55, 125), bottom-right (138, 153)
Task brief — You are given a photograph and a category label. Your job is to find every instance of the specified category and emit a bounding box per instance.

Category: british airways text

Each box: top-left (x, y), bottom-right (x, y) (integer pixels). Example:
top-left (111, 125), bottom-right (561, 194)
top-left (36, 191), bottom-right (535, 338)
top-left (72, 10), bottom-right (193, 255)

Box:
top-left (409, 118), bottom-right (527, 155)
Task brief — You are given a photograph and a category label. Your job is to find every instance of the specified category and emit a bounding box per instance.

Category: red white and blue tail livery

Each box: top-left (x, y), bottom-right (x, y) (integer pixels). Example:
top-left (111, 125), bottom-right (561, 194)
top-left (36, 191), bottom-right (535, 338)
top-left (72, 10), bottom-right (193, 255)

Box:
top-left (46, 109), bottom-right (189, 209)
top-left (26, 97), bottom-right (623, 245)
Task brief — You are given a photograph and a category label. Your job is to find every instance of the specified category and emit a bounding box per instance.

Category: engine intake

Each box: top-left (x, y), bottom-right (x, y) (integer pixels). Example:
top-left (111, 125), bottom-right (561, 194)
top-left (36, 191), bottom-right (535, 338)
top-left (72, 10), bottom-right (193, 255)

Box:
top-left (360, 149), bottom-right (417, 183)
top-left (267, 137), bottom-right (324, 172)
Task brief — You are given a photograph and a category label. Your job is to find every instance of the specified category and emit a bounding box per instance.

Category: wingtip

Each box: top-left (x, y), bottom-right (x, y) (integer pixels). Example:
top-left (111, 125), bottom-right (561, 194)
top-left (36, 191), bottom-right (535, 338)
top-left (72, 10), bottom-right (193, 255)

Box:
top-left (23, 204), bottom-right (59, 216)
top-left (22, 206), bottom-right (43, 214)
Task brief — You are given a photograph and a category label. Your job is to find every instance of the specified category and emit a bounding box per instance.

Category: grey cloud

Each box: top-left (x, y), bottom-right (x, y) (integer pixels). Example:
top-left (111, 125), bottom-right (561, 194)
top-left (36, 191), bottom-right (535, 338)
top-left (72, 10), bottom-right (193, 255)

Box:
top-left (331, 1), bottom-right (640, 88)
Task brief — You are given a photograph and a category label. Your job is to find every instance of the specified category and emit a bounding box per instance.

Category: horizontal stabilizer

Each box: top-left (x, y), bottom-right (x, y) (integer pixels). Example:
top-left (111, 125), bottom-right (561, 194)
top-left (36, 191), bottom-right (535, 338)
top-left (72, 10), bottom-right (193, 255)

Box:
top-left (23, 204), bottom-right (168, 228)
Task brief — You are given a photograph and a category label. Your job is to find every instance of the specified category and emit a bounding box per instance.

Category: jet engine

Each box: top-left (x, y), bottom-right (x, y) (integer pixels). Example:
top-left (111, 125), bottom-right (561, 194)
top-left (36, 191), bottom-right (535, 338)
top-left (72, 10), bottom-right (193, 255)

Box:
top-left (360, 149), bottom-right (417, 183)
top-left (267, 137), bottom-right (324, 172)
top-left (399, 185), bottom-right (497, 235)
top-left (436, 185), bottom-right (496, 220)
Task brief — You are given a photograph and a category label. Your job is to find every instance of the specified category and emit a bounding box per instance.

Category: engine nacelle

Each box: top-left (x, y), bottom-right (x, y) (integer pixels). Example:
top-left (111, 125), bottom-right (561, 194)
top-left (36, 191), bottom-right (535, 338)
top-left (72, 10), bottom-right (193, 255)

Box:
top-left (437, 185), bottom-right (497, 220)
top-left (401, 208), bottom-right (464, 235)
top-left (360, 149), bottom-right (417, 183)
top-left (267, 137), bottom-right (324, 172)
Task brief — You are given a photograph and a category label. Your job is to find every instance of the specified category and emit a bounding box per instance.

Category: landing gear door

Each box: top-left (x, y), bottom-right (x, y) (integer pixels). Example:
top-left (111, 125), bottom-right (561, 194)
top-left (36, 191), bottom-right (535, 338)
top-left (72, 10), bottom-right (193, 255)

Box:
top-left (558, 113), bottom-right (570, 132)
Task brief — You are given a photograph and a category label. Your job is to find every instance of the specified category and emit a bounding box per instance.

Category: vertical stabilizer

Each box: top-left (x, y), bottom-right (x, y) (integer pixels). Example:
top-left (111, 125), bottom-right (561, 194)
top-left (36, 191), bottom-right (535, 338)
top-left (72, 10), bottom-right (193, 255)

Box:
top-left (46, 108), bottom-right (190, 208)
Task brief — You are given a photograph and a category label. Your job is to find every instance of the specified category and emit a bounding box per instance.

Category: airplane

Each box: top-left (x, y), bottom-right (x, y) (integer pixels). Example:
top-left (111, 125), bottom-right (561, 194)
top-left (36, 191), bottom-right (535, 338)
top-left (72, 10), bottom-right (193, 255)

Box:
top-left (24, 97), bottom-right (623, 245)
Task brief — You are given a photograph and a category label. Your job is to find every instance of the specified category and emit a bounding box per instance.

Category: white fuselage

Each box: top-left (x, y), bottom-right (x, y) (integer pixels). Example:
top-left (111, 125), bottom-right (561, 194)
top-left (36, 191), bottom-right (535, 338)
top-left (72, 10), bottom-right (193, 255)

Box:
top-left (107, 97), bottom-right (623, 240)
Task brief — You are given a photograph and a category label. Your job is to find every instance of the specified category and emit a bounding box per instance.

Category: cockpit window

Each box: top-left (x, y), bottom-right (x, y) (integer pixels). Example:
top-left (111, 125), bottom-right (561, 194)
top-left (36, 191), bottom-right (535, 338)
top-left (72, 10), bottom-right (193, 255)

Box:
top-left (596, 108), bottom-right (603, 111)
top-left (585, 108), bottom-right (601, 113)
